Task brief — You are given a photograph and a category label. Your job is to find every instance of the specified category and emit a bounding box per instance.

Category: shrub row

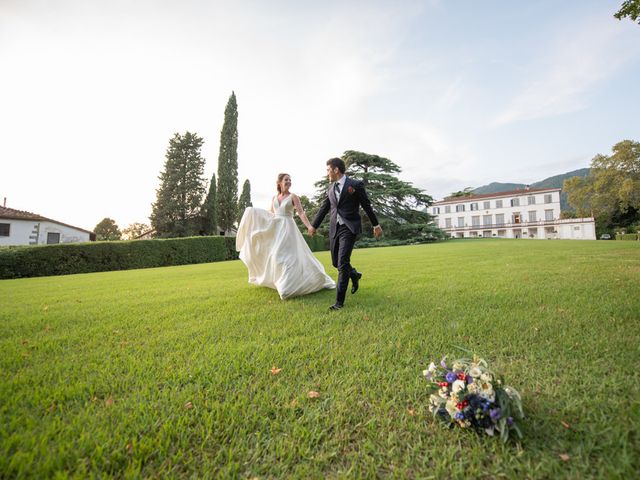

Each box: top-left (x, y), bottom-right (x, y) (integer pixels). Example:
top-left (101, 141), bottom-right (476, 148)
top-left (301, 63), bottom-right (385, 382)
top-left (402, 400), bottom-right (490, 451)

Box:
top-left (616, 233), bottom-right (639, 241)
top-left (0, 233), bottom-right (327, 280)
top-left (0, 236), bottom-right (238, 279)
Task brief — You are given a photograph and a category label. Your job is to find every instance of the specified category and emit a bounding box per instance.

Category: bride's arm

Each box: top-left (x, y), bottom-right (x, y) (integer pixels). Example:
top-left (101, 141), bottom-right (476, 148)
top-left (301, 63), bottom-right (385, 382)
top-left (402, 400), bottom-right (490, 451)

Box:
top-left (269, 196), bottom-right (275, 214)
top-left (291, 194), bottom-right (313, 229)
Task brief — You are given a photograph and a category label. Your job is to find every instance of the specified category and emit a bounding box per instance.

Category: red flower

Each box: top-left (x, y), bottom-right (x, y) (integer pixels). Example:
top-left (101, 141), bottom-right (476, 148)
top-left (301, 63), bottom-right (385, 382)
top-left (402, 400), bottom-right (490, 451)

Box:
top-left (438, 382), bottom-right (448, 387)
top-left (347, 186), bottom-right (355, 194)
top-left (456, 402), bottom-right (464, 410)
top-left (457, 372), bottom-right (466, 380)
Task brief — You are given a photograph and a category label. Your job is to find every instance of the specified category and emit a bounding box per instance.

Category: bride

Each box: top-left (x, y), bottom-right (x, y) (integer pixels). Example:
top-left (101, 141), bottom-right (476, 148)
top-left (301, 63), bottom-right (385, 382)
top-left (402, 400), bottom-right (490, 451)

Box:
top-left (236, 173), bottom-right (336, 299)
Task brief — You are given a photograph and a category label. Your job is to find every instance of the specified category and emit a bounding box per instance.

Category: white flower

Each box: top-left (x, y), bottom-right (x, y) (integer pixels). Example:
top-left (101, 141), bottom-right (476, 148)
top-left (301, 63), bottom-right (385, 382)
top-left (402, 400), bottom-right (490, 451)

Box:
top-left (423, 362), bottom-right (438, 380)
top-left (438, 387), bottom-right (449, 399)
top-left (445, 399), bottom-right (458, 418)
top-left (467, 382), bottom-right (479, 394)
top-left (452, 362), bottom-right (464, 371)
top-left (480, 373), bottom-right (492, 383)
top-left (469, 366), bottom-right (482, 378)
top-left (452, 379), bottom-right (466, 394)
top-left (479, 387), bottom-right (495, 402)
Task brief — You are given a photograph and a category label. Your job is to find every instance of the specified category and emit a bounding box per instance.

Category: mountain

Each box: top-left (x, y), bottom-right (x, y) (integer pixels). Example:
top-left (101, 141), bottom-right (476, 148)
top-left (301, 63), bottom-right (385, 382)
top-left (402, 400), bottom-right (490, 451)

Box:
top-left (471, 168), bottom-right (590, 210)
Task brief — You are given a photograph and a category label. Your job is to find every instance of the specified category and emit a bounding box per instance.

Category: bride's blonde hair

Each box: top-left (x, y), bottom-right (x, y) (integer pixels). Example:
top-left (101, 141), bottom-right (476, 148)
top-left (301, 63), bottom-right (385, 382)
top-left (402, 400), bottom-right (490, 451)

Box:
top-left (276, 173), bottom-right (290, 194)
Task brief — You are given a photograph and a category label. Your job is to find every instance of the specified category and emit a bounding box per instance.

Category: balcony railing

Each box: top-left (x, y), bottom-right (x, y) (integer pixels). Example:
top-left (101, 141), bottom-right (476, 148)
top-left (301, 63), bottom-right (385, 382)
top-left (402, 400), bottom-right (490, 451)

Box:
top-left (442, 218), bottom-right (592, 231)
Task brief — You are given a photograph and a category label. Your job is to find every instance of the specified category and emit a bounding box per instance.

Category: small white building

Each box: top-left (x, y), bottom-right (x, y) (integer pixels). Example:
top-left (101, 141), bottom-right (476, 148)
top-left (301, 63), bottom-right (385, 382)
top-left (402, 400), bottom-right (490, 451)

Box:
top-left (0, 205), bottom-right (95, 246)
top-left (430, 187), bottom-right (596, 240)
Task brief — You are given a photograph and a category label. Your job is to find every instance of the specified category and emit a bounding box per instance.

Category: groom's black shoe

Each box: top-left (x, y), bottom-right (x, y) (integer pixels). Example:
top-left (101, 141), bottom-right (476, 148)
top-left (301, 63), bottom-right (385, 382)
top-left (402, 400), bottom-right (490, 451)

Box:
top-left (351, 271), bottom-right (362, 294)
top-left (329, 303), bottom-right (344, 311)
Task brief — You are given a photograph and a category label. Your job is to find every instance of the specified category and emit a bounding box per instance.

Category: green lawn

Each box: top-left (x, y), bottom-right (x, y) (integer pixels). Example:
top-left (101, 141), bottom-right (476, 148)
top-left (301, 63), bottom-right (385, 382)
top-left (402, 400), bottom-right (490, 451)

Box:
top-left (1, 239), bottom-right (639, 478)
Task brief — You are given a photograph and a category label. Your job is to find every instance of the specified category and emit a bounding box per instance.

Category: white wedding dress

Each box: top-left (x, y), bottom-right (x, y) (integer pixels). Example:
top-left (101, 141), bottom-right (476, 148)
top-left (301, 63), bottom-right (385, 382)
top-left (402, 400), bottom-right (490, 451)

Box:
top-left (235, 195), bottom-right (336, 299)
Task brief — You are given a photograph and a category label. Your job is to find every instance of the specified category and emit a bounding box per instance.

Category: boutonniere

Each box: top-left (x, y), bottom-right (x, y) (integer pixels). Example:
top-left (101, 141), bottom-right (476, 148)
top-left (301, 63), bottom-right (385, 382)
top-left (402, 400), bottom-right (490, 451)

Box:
top-left (347, 186), bottom-right (355, 194)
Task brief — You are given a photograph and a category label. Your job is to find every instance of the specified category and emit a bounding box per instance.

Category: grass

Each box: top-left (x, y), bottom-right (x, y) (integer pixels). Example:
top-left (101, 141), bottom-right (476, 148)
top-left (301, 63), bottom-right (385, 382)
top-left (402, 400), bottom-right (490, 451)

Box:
top-left (1, 239), bottom-right (639, 478)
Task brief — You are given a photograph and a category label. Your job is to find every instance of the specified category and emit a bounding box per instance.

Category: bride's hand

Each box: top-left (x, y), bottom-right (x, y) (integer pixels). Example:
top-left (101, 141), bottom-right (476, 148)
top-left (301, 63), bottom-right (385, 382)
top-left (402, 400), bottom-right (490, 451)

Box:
top-left (308, 226), bottom-right (316, 237)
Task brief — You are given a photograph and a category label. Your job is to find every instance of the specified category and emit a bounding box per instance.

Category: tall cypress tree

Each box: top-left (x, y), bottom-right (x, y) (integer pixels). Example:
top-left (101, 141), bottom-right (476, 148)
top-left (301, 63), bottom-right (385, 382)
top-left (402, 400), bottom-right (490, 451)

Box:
top-left (150, 132), bottom-right (206, 238)
top-left (201, 174), bottom-right (218, 235)
top-left (216, 92), bottom-right (239, 234)
top-left (237, 179), bottom-right (252, 223)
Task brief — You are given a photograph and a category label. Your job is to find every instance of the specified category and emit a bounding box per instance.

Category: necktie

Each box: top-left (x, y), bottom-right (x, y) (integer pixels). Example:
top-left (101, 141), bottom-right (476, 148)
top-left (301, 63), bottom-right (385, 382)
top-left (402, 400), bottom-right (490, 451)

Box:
top-left (334, 182), bottom-right (341, 196)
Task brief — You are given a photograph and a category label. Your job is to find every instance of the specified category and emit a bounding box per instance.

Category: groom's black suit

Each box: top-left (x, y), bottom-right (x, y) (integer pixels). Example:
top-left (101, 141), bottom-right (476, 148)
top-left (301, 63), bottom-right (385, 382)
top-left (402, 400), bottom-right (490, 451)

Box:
top-left (312, 176), bottom-right (379, 306)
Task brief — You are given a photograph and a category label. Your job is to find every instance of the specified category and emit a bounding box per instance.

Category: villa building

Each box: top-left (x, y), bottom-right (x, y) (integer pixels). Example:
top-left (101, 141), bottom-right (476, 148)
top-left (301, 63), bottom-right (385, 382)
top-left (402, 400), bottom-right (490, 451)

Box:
top-left (430, 187), bottom-right (596, 240)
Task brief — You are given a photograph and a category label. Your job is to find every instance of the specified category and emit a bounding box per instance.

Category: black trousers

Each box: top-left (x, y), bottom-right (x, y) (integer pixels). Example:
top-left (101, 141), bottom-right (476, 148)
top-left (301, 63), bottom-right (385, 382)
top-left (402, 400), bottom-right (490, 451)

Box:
top-left (331, 224), bottom-right (358, 305)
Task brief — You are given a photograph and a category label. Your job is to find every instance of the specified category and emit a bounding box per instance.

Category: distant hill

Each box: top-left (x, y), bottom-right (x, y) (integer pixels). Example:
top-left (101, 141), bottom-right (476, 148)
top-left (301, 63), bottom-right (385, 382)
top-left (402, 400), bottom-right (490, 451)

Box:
top-left (472, 168), bottom-right (590, 210)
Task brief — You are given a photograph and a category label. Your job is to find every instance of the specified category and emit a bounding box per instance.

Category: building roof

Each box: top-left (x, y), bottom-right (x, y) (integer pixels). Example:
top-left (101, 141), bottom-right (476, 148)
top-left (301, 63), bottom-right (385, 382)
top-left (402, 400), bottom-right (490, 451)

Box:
top-left (434, 187), bottom-right (561, 205)
top-left (0, 205), bottom-right (95, 235)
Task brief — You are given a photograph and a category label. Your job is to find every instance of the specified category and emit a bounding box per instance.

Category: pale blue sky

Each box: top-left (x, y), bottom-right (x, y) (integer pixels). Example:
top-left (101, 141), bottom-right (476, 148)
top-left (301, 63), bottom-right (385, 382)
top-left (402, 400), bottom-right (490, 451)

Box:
top-left (1, 0), bottom-right (638, 230)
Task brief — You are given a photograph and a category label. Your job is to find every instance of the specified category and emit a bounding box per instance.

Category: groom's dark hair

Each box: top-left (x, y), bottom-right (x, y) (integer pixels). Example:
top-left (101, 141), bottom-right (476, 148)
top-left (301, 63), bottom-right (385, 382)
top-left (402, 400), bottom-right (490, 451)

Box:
top-left (326, 157), bottom-right (346, 173)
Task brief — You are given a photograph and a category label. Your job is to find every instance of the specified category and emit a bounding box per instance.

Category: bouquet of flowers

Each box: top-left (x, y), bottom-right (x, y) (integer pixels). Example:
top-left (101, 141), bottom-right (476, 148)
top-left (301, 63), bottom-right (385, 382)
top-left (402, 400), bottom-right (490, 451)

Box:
top-left (423, 355), bottom-right (524, 442)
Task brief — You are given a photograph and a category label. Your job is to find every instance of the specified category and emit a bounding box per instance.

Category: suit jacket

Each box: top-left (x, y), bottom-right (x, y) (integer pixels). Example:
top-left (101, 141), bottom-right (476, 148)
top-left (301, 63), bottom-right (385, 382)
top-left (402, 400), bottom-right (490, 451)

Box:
top-left (312, 176), bottom-right (379, 239)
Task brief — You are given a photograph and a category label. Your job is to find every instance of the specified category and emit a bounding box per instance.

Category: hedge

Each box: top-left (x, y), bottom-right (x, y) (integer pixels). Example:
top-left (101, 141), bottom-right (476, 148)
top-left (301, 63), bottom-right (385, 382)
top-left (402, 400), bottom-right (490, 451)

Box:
top-left (616, 233), bottom-right (639, 241)
top-left (0, 234), bottom-right (327, 280)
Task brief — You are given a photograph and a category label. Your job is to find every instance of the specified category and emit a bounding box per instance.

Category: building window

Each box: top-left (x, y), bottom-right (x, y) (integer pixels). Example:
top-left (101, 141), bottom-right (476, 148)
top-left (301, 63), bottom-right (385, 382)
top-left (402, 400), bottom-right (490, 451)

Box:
top-left (528, 211), bottom-right (537, 222)
top-left (528, 196), bottom-right (536, 205)
top-left (47, 232), bottom-right (60, 244)
top-left (544, 194), bottom-right (553, 203)
top-left (433, 207), bottom-right (440, 214)
top-left (472, 216), bottom-right (480, 227)
top-left (470, 202), bottom-right (478, 211)
top-left (445, 218), bottom-right (452, 228)
top-left (510, 198), bottom-right (520, 207)
top-left (496, 199), bottom-right (503, 208)
top-left (445, 205), bottom-right (451, 214)
top-left (483, 201), bottom-right (490, 210)
top-left (513, 213), bottom-right (522, 224)
top-left (0, 223), bottom-right (9, 236)
top-left (457, 217), bottom-right (464, 228)
top-left (495, 214), bottom-right (505, 226)
top-left (545, 209), bottom-right (554, 221)
top-left (456, 204), bottom-right (465, 212)
top-left (483, 215), bottom-right (492, 226)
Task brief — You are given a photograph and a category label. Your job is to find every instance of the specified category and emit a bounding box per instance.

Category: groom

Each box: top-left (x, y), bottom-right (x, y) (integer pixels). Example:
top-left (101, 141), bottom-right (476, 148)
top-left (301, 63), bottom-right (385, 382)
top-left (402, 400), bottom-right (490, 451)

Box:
top-left (309, 157), bottom-right (383, 310)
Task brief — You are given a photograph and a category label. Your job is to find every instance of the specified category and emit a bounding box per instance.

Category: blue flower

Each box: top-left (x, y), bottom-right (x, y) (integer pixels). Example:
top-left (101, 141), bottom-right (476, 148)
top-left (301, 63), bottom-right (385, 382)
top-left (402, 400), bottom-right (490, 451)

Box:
top-left (454, 412), bottom-right (465, 420)
top-left (446, 372), bottom-right (457, 383)
top-left (507, 417), bottom-right (514, 426)
top-left (466, 375), bottom-right (473, 384)
top-left (489, 408), bottom-right (502, 421)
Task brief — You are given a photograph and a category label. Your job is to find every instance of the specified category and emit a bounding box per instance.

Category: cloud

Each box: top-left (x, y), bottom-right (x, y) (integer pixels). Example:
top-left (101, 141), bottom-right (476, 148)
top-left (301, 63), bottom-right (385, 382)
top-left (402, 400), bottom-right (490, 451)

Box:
top-left (492, 17), bottom-right (640, 127)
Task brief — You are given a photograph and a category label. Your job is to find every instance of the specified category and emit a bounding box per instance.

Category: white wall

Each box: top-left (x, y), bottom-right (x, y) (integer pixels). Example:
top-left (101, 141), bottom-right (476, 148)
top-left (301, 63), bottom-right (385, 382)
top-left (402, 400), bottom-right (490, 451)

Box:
top-left (0, 219), bottom-right (91, 246)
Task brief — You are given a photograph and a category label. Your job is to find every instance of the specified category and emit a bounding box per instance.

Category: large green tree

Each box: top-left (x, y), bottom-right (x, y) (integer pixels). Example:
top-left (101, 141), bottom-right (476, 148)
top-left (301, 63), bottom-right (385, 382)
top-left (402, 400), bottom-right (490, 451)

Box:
top-left (150, 132), bottom-right (207, 238)
top-left (201, 174), bottom-right (218, 235)
top-left (237, 179), bottom-right (252, 223)
top-left (216, 92), bottom-right (239, 234)
top-left (94, 217), bottom-right (121, 241)
top-left (312, 150), bottom-right (443, 240)
top-left (615, 0), bottom-right (640, 24)
top-left (564, 139), bottom-right (640, 232)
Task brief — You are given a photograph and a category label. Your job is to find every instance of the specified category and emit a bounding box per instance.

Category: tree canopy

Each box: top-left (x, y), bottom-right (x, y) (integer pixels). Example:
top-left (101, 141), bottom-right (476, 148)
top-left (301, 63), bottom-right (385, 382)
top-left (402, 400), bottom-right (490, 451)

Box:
top-left (201, 174), bottom-right (218, 236)
top-left (121, 222), bottom-right (150, 240)
top-left (564, 139), bottom-right (640, 232)
top-left (614, 0), bottom-right (640, 24)
top-left (217, 92), bottom-right (239, 234)
top-left (237, 179), bottom-right (252, 223)
top-left (150, 132), bottom-right (207, 238)
top-left (94, 217), bottom-right (121, 241)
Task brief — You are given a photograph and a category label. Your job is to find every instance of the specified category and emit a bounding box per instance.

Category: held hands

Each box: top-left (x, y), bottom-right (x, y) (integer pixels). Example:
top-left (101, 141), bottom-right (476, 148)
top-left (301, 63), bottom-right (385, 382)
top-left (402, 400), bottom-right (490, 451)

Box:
top-left (373, 225), bottom-right (383, 239)
top-left (308, 226), bottom-right (317, 237)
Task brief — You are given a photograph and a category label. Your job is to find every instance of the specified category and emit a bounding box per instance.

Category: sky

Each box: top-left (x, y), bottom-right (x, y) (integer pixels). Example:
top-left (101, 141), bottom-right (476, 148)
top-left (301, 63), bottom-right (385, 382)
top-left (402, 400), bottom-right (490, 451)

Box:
top-left (1, 0), bottom-right (639, 231)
